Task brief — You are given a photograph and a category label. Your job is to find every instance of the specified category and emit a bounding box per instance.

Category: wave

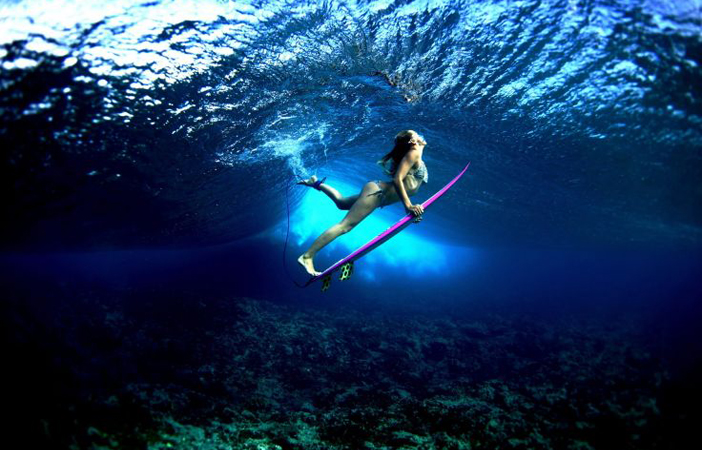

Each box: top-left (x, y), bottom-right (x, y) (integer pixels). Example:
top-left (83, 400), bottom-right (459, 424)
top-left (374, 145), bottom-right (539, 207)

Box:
top-left (1, 0), bottom-right (700, 250)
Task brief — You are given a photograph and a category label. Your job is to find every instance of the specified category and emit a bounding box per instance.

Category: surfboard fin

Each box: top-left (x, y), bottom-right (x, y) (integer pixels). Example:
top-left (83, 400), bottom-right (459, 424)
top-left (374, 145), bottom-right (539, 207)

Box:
top-left (339, 261), bottom-right (354, 281)
top-left (321, 275), bottom-right (332, 292)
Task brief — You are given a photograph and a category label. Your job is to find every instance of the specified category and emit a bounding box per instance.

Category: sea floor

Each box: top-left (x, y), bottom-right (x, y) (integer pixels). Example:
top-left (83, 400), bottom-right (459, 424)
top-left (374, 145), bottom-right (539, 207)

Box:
top-left (2, 288), bottom-right (691, 449)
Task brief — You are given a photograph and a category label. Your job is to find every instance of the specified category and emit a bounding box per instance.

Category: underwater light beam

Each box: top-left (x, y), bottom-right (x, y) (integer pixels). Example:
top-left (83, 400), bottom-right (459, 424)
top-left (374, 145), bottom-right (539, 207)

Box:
top-left (273, 178), bottom-right (478, 282)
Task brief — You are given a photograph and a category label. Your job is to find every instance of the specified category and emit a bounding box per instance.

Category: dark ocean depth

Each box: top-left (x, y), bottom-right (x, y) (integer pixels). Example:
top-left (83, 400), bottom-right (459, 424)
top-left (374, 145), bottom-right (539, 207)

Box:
top-left (1, 0), bottom-right (701, 449)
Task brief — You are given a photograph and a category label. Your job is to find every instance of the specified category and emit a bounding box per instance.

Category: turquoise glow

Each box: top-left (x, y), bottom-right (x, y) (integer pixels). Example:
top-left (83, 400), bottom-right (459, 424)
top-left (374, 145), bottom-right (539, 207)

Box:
top-left (275, 179), bottom-right (476, 283)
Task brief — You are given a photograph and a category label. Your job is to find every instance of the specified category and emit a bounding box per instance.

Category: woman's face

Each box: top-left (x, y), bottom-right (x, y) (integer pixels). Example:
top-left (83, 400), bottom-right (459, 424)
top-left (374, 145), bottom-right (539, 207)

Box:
top-left (410, 132), bottom-right (427, 147)
top-left (397, 130), bottom-right (427, 148)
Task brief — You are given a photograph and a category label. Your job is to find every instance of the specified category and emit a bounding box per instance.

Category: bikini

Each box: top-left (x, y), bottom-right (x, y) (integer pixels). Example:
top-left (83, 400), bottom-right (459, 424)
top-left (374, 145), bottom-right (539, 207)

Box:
top-left (368, 160), bottom-right (429, 207)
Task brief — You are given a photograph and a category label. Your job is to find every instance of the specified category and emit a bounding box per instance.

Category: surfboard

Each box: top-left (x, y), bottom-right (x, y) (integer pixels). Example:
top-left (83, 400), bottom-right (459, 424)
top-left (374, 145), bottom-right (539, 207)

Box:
top-left (305, 162), bottom-right (471, 291)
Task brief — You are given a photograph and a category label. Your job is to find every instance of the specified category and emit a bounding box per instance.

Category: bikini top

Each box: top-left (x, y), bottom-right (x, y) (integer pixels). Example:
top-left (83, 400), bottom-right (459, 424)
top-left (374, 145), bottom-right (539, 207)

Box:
top-left (390, 160), bottom-right (429, 184)
top-left (411, 160), bottom-right (429, 184)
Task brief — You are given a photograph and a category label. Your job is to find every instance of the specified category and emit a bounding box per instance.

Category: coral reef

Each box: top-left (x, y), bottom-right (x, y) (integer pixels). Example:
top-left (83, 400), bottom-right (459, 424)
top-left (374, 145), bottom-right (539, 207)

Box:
top-left (4, 292), bottom-right (671, 449)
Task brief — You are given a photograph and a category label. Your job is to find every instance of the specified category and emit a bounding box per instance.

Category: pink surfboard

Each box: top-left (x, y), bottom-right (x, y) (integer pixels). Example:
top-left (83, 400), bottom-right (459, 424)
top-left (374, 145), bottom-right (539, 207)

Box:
top-left (305, 162), bottom-right (471, 290)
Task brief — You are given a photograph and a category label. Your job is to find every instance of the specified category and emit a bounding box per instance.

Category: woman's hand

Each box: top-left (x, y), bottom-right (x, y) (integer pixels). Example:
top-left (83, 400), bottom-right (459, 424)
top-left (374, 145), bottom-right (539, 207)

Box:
top-left (406, 203), bottom-right (424, 217)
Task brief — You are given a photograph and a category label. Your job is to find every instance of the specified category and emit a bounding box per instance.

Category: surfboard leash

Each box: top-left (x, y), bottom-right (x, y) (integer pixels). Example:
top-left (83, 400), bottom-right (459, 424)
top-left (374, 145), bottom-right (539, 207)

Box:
top-left (283, 178), bottom-right (307, 289)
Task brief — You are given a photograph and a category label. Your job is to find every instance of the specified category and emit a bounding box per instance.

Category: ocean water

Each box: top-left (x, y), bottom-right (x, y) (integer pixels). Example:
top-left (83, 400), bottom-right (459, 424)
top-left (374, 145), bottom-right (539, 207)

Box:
top-left (1, 0), bottom-right (701, 449)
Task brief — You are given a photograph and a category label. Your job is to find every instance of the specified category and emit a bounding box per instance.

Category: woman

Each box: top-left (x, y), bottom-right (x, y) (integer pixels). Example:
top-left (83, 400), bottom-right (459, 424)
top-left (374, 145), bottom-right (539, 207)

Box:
top-left (297, 130), bottom-right (429, 276)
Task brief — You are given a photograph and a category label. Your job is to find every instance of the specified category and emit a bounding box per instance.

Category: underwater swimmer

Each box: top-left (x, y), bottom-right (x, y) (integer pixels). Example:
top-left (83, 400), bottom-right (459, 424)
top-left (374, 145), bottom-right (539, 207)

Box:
top-left (297, 130), bottom-right (429, 276)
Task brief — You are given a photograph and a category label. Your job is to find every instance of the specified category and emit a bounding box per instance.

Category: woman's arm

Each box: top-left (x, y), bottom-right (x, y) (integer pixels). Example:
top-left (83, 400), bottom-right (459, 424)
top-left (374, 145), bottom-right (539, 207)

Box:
top-left (393, 149), bottom-right (424, 217)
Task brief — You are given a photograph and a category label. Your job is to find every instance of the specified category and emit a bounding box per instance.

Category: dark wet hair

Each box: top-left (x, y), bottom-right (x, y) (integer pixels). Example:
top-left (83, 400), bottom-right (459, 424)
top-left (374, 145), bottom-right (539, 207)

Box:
top-left (379, 130), bottom-right (426, 173)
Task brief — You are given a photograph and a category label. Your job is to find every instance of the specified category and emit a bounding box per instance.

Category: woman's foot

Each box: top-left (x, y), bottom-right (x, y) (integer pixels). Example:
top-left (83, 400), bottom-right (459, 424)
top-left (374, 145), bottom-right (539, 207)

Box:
top-left (297, 254), bottom-right (321, 277)
top-left (297, 175), bottom-right (318, 188)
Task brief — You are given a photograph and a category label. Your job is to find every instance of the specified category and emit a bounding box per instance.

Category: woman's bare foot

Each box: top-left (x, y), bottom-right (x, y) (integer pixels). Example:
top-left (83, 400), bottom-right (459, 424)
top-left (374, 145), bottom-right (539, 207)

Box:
top-left (296, 175), bottom-right (317, 188)
top-left (297, 254), bottom-right (321, 276)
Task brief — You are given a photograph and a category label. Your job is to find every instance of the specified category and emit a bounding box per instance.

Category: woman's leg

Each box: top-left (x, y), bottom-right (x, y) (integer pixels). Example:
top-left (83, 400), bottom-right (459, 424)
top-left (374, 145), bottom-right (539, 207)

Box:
top-left (299, 176), bottom-right (358, 210)
top-left (298, 182), bottom-right (382, 276)
top-left (318, 184), bottom-right (359, 211)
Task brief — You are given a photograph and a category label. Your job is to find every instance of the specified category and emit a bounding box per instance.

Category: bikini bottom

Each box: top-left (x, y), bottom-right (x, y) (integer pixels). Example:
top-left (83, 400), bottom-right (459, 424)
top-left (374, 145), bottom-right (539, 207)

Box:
top-left (366, 180), bottom-right (390, 208)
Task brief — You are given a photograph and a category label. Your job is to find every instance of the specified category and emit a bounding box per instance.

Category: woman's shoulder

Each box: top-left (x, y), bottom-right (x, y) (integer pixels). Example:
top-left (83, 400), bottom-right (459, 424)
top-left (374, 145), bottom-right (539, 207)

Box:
top-left (403, 148), bottom-right (422, 163)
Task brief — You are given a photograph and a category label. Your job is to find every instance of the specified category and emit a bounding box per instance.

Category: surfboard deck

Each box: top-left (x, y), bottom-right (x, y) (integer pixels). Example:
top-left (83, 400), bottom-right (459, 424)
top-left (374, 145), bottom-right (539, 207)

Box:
top-left (304, 162), bottom-right (471, 290)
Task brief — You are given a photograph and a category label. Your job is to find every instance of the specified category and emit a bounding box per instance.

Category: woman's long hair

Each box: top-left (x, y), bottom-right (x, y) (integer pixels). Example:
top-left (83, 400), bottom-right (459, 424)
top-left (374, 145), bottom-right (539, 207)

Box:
top-left (380, 130), bottom-right (426, 174)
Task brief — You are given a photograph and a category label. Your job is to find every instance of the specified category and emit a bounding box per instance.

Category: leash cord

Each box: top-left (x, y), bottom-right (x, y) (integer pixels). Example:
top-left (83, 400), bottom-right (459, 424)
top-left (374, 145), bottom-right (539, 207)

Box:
top-left (283, 179), bottom-right (305, 288)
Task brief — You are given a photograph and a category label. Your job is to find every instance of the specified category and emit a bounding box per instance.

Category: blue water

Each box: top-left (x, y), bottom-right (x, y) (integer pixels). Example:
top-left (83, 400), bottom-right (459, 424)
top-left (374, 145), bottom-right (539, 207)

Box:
top-left (1, 0), bottom-right (701, 448)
